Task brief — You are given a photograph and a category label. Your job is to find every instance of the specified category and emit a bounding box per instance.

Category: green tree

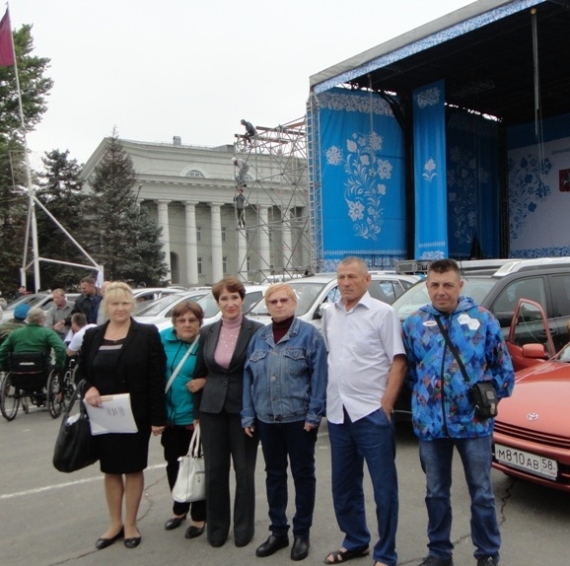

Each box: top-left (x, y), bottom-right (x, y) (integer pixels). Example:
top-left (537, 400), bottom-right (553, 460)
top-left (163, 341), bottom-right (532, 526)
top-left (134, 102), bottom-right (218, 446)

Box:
top-left (36, 149), bottom-right (89, 290)
top-left (0, 23), bottom-right (53, 294)
top-left (85, 131), bottom-right (168, 285)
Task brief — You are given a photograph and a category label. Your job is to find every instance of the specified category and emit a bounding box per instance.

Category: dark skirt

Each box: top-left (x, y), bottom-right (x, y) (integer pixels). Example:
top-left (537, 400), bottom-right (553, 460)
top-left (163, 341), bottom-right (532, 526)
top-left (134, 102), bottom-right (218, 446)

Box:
top-left (94, 419), bottom-right (151, 474)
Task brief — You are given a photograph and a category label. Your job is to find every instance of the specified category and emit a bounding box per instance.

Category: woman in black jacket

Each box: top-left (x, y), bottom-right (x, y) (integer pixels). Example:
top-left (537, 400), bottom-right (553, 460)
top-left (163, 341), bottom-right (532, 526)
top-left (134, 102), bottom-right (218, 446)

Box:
top-left (78, 282), bottom-right (166, 551)
top-left (193, 276), bottom-right (263, 548)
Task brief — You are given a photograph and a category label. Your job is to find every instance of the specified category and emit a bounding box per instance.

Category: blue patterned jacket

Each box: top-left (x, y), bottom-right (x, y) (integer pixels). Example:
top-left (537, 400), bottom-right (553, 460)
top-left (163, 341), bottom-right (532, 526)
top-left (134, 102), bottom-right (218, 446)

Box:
top-left (402, 296), bottom-right (514, 441)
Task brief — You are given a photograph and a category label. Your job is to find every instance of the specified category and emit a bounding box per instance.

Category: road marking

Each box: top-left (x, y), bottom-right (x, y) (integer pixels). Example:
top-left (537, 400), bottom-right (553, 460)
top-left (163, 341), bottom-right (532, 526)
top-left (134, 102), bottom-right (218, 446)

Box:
top-left (0, 463), bottom-right (166, 500)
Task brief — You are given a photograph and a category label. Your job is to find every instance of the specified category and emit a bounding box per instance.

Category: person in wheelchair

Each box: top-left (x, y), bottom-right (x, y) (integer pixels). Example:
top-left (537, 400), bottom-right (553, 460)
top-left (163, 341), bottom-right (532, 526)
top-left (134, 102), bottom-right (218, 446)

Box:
top-left (0, 307), bottom-right (66, 405)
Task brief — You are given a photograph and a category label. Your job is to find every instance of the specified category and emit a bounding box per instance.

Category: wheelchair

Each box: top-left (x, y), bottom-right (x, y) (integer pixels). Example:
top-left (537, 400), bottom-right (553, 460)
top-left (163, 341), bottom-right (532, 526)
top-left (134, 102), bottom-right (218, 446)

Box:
top-left (0, 351), bottom-right (64, 421)
top-left (60, 356), bottom-right (79, 411)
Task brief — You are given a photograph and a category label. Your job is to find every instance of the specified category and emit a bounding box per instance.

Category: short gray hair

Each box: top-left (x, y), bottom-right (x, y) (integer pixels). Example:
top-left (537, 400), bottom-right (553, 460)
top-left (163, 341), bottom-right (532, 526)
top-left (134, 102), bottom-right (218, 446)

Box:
top-left (27, 307), bottom-right (46, 324)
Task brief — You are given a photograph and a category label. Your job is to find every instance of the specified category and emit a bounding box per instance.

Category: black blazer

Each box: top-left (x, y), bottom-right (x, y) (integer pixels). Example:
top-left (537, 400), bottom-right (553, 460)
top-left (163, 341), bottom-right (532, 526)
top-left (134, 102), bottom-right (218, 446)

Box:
top-left (194, 317), bottom-right (263, 415)
top-left (77, 319), bottom-right (167, 426)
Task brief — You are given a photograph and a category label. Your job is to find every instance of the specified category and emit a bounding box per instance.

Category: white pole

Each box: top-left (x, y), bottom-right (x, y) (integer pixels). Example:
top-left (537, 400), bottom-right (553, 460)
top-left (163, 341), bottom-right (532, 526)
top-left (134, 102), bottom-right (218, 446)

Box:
top-left (7, 3), bottom-right (41, 290)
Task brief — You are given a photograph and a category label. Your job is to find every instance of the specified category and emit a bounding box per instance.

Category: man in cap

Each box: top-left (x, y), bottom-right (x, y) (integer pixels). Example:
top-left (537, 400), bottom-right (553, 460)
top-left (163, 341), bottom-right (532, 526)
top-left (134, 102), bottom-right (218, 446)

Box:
top-left (0, 304), bottom-right (30, 342)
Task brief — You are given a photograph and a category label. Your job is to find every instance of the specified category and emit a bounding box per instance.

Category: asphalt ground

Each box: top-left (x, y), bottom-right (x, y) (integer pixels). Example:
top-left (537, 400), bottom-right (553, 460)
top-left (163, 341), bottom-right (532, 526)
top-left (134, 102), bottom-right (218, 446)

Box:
top-left (1, 406), bottom-right (569, 566)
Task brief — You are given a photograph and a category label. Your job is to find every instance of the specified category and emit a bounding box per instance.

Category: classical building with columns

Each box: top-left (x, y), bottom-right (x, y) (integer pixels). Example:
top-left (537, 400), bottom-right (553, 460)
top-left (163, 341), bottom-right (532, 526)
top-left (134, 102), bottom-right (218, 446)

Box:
top-left (81, 136), bottom-right (310, 286)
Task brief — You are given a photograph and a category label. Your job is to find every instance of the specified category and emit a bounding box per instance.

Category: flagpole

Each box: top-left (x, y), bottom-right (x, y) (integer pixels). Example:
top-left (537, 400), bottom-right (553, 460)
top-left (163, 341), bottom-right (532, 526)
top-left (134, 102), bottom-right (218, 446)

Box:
top-left (6, 3), bottom-right (42, 291)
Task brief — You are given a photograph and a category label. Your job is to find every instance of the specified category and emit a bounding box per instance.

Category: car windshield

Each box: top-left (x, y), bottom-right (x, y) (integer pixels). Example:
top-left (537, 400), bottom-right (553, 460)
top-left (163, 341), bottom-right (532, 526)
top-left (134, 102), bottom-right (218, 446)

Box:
top-left (196, 293), bottom-right (221, 318)
top-left (136, 293), bottom-right (185, 316)
top-left (249, 281), bottom-right (328, 317)
top-left (391, 277), bottom-right (498, 321)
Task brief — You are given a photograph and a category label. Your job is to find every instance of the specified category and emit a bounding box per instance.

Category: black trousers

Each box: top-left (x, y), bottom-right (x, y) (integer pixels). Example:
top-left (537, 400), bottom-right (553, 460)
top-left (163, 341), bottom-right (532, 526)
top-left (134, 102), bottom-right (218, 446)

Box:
top-left (161, 425), bottom-right (207, 520)
top-left (200, 410), bottom-right (258, 546)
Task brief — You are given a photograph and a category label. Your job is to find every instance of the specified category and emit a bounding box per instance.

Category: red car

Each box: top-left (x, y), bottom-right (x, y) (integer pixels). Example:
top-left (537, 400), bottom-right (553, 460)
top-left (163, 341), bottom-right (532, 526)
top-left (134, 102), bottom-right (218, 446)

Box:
top-left (492, 299), bottom-right (570, 491)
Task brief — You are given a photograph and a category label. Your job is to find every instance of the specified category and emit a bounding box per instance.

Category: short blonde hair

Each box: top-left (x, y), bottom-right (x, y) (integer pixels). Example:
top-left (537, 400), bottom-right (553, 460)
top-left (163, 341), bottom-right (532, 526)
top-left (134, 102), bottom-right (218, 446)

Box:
top-left (264, 283), bottom-right (298, 306)
top-left (27, 307), bottom-right (46, 324)
top-left (101, 282), bottom-right (135, 313)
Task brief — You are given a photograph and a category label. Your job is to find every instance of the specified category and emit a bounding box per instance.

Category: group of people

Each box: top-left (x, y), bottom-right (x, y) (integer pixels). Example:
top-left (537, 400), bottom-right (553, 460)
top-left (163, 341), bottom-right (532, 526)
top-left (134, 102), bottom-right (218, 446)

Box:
top-left (0, 258), bottom-right (515, 566)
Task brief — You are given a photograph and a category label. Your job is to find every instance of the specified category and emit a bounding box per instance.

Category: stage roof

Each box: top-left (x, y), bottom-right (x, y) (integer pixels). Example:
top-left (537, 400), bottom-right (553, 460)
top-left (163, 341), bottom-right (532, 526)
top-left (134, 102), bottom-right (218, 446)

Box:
top-left (309, 0), bottom-right (570, 126)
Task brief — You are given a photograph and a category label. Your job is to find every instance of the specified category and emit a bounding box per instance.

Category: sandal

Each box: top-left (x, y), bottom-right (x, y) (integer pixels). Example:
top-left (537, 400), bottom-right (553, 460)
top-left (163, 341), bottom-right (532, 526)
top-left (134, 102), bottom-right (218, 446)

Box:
top-left (324, 546), bottom-right (370, 564)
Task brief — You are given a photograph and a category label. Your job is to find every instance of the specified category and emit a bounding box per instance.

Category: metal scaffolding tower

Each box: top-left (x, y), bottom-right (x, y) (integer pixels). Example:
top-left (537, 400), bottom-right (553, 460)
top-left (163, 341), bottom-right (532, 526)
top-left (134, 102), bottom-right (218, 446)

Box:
top-left (233, 118), bottom-right (314, 283)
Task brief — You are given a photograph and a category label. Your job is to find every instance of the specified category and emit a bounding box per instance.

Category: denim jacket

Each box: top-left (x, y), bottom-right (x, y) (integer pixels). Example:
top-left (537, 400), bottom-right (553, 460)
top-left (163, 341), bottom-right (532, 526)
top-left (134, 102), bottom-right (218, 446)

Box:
top-left (241, 317), bottom-right (327, 427)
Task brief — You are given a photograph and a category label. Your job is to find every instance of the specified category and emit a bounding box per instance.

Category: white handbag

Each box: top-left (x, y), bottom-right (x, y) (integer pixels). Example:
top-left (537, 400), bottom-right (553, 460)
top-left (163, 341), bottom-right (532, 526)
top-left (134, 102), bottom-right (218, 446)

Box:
top-left (172, 423), bottom-right (205, 503)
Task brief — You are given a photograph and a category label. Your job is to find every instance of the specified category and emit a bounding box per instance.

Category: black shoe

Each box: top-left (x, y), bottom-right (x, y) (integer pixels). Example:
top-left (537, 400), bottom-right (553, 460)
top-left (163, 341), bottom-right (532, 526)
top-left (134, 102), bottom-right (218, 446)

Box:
top-left (210, 538), bottom-right (227, 548)
top-left (185, 524), bottom-right (205, 539)
top-left (95, 528), bottom-right (124, 550)
top-left (291, 537), bottom-right (310, 561)
top-left (124, 534), bottom-right (141, 549)
top-left (164, 515), bottom-right (186, 530)
top-left (418, 557), bottom-right (453, 566)
top-left (256, 535), bottom-right (289, 557)
top-left (477, 557), bottom-right (498, 566)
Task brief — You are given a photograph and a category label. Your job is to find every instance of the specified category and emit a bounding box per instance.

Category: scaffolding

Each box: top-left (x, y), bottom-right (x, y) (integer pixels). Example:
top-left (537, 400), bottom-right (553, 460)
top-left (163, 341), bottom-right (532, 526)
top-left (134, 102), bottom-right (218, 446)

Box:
top-left (233, 118), bottom-right (314, 283)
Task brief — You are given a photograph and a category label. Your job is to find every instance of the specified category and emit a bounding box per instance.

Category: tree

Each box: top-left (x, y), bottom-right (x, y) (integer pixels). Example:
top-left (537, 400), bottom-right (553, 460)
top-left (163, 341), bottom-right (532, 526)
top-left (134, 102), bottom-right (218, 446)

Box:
top-left (84, 131), bottom-right (168, 285)
top-left (36, 149), bottom-right (89, 290)
top-left (0, 23), bottom-right (53, 293)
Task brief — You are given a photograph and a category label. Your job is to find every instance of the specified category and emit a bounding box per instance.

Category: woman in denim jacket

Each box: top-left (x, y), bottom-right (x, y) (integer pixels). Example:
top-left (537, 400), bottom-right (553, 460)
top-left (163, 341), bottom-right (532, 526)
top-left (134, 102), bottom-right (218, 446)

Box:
top-left (242, 283), bottom-right (327, 562)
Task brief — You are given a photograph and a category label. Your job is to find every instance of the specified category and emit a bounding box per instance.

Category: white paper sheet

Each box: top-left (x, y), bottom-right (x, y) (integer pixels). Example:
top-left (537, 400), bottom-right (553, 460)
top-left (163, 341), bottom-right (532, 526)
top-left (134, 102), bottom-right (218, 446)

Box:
top-left (83, 393), bottom-right (138, 435)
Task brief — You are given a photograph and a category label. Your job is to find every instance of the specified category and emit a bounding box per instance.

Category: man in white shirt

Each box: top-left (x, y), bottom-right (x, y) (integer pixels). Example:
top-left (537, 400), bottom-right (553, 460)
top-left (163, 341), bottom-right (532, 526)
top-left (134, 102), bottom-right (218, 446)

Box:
top-left (322, 257), bottom-right (407, 566)
top-left (66, 313), bottom-right (97, 356)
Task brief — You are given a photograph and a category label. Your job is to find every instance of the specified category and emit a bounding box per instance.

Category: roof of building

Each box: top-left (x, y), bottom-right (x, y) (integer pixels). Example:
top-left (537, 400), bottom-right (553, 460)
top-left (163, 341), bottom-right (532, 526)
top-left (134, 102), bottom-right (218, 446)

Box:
top-left (310, 0), bottom-right (570, 126)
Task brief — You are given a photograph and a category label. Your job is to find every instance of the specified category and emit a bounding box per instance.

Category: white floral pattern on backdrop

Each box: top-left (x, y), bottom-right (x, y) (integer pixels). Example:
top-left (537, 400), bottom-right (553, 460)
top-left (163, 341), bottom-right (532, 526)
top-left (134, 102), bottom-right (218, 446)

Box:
top-left (326, 131), bottom-right (393, 241)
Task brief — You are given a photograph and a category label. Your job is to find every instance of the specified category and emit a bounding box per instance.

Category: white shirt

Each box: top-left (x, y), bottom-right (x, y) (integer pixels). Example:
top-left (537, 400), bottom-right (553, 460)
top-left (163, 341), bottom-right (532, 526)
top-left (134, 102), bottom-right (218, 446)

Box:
top-left (322, 291), bottom-right (405, 424)
top-left (68, 324), bottom-right (97, 353)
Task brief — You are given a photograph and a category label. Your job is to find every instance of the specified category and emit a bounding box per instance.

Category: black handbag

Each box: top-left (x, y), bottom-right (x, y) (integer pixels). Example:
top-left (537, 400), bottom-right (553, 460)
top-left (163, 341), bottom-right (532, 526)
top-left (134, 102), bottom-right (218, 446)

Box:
top-left (53, 380), bottom-right (98, 473)
top-left (434, 316), bottom-right (499, 419)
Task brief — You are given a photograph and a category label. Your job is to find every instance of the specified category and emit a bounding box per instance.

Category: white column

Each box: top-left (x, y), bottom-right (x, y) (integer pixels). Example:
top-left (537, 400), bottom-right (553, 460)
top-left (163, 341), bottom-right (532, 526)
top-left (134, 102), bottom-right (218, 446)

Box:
top-left (281, 207), bottom-right (292, 270)
top-left (209, 202), bottom-right (224, 283)
top-left (184, 201), bottom-right (199, 286)
top-left (237, 229), bottom-right (248, 282)
top-left (157, 199), bottom-right (172, 280)
top-left (258, 206), bottom-right (271, 278)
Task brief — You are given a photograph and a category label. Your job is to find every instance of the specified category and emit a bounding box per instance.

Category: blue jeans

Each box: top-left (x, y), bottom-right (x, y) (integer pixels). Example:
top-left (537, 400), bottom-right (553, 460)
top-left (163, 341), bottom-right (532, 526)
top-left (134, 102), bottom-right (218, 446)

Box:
top-left (328, 408), bottom-right (398, 566)
top-left (419, 436), bottom-right (500, 561)
top-left (257, 420), bottom-right (318, 538)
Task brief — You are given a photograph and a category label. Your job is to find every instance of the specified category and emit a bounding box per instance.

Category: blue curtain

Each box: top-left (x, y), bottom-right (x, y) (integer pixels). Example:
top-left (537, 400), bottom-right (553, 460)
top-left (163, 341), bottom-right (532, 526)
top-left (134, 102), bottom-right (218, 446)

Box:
top-left (413, 80), bottom-right (448, 259)
top-left (316, 88), bottom-right (406, 270)
top-left (446, 109), bottom-right (499, 259)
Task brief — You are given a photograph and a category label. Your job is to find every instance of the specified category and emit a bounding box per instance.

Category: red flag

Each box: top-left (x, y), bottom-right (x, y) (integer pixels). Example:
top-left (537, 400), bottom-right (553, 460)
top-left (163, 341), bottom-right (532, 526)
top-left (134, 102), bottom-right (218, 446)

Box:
top-left (0, 8), bottom-right (15, 67)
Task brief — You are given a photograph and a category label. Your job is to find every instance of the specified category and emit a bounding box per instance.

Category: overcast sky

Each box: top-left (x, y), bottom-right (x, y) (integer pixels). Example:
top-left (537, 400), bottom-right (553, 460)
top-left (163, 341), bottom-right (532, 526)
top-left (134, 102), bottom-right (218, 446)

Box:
top-left (11, 0), bottom-right (474, 167)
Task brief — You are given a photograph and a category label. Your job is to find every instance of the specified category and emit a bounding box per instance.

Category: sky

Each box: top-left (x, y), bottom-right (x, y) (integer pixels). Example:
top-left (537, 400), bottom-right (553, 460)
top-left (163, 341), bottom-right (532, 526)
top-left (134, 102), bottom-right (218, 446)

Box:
top-left (11, 0), bottom-right (475, 168)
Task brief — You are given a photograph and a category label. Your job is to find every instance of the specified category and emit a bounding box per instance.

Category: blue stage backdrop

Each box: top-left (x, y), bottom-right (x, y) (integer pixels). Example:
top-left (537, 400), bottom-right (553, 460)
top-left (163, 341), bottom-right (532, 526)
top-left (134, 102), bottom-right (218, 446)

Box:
top-left (315, 87), bottom-right (406, 271)
top-left (413, 80), bottom-right (448, 259)
top-left (446, 109), bottom-right (500, 259)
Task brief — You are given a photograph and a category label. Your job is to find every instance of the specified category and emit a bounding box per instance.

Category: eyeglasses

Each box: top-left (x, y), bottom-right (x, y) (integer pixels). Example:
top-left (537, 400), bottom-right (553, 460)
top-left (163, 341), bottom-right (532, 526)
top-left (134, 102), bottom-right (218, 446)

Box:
top-left (268, 298), bottom-right (290, 305)
top-left (177, 317), bottom-right (199, 323)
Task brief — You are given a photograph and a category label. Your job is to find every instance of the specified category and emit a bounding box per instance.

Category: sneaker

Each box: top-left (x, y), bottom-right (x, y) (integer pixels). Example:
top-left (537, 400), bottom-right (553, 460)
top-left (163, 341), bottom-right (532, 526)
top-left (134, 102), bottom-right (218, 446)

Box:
top-left (477, 557), bottom-right (498, 566)
top-left (418, 557), bottom-right (453, 566)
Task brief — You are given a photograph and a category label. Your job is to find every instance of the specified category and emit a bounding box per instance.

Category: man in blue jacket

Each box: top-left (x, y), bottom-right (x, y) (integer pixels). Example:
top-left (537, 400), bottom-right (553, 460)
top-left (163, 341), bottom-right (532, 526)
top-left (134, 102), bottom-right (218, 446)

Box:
top-left (402, 259), bottom-right (514, 566)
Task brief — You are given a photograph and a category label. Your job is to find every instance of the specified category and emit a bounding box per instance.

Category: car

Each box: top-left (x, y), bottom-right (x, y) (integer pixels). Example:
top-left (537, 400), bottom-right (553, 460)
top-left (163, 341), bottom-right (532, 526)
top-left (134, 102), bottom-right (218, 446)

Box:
top-left (392, 257), bottom-right (570, 352)
top-left (492, 299), bottom-right (570, 491)
top-left (134, 289), bottom-right (210, 327)
top-left (154, 284), bottom-right (270, 333)
top-left (3, 292), bottom-right (79, 315)
top-left (132, 286), bottom-right (192, 313)
top-left (247, 272), bottom-right (419, 332)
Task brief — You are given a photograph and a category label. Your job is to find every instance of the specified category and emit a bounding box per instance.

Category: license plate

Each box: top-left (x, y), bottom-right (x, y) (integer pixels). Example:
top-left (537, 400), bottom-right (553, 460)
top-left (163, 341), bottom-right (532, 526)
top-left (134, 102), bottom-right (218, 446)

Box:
top-left (495, 443), bottom-right (558, 480)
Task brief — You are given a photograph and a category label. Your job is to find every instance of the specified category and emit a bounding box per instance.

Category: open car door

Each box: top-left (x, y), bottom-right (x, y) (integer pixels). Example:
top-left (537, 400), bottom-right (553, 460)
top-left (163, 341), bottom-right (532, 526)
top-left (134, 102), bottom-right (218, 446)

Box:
top-left (507, 298), bottom-right (555, 371)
